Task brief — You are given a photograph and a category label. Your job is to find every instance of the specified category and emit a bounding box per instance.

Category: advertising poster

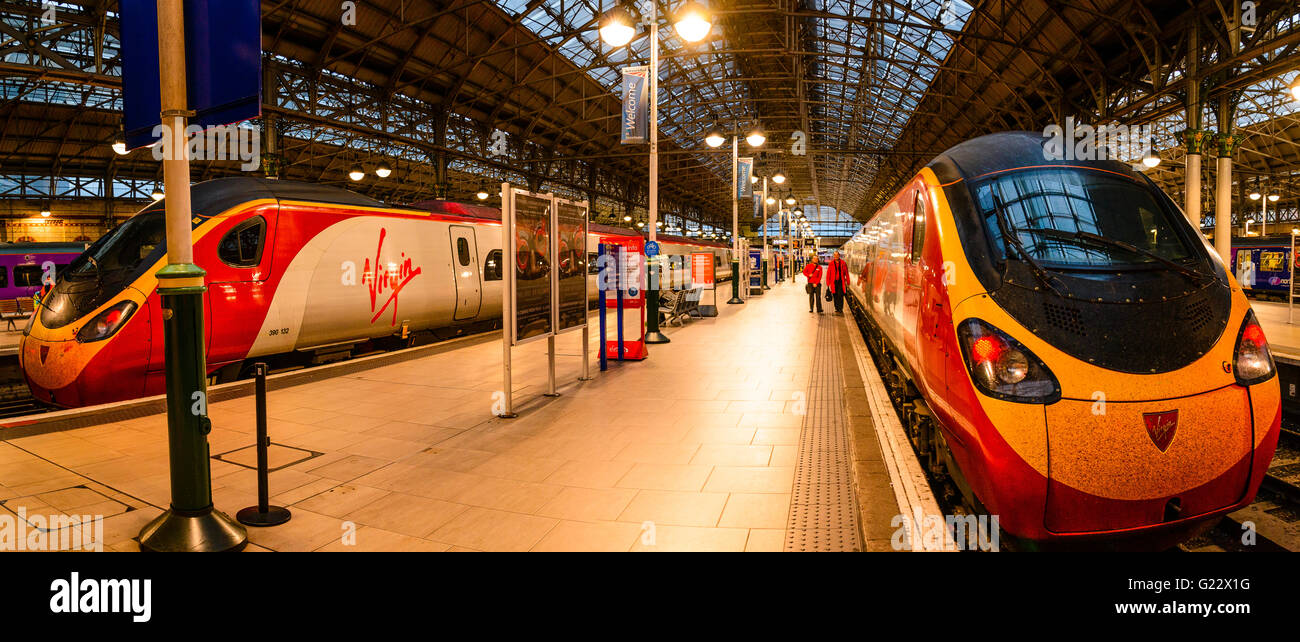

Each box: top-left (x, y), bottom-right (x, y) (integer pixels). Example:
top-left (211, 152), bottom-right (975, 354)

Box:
top-left (691, 252), bottom-right (715, 290)
top-left (513, 193), bottom-right (553, 343)
top-left (749, 248), bottom-right (763, 289)
top-left (556, 201), bottom-right (588, 332)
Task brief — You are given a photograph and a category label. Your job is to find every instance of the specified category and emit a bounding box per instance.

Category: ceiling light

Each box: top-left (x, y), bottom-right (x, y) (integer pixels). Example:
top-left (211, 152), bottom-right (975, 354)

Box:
top-left (771, 172), bottom-right (786, 184)
top-left (150, 188), bottom-right (164, 201)
top-left (784, 195), bottom-right (796, 206)
top-left (1269, 194), bottom-right (1281, 202)
top-left (765, 196), bottom-right (776, 205)
top-left (39, 204), bottom-right (51, 217)
top-left (745, 126), bottom-right (766, 148)
top-left (673, 1), bottom-right (711, 43)
top-left (624, 215), bottom-right (632, 222)
top-left (705, 126), bottom-right (726, 148)
top-left (750, 175), bottom-right (759, 184)
top-left (1250, 191), bottom-right (1262, 200)
top-left (1290, 75), bottom-right (1300, 103)
top-left (375, 161), bottom-right (392, 178)
top-left (599, 7), bottom-right (636, 47)
top-left (111, 135), bottom-right (128, 156)
top-left (1140, 150), bottom-right (1160, 169)
top-left (476, 182), bottom-right (490, 200)
top-left (349, 165), bottom-right (365, 181)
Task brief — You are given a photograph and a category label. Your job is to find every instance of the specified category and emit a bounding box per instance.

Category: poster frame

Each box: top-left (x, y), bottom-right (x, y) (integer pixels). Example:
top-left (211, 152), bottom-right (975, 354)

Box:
top-left (553, 196), bottom-right (590, 336)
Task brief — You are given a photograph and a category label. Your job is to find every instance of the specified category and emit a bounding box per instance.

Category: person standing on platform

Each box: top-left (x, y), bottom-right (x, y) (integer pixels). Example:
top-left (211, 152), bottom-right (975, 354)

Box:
top-left (803, 256), bottom-right (823, 313)
top-left (826, 251), bottom-right (851, 315)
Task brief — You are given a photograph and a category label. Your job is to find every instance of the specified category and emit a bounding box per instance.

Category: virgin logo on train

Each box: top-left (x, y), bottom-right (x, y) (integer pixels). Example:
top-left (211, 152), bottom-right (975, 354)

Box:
top-left (1143, 410), bottom-right (1179, 452)
top-left (362, 228), bottom-right (422, 326)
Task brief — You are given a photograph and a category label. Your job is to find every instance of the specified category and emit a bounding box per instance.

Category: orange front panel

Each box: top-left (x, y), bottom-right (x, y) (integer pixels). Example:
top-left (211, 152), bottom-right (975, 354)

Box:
top-left (1044, 387), bottom-right (1252, 533)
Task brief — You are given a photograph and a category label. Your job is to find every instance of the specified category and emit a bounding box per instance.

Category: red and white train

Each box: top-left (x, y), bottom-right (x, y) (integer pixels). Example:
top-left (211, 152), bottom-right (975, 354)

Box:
top-left (842, 131), bottom-right (1280, 549)
top-left (21, 177), bottom-right (731, 407)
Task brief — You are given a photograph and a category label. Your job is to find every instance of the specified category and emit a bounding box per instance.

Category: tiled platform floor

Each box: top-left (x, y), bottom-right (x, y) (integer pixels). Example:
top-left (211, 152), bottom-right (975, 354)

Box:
top-left (1254, 300), bottom-right (1300, 358)
top-left (0, 276), bottom-right (890, 552)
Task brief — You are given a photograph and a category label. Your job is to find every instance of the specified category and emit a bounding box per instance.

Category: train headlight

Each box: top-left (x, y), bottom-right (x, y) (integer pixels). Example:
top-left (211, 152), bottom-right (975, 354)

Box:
top-left (1233, 310), bottom-right (1275, 386)
top-left (76, 301), bottom-right (137, 343)
top-left (958, 318), bottom-right (1060, 403)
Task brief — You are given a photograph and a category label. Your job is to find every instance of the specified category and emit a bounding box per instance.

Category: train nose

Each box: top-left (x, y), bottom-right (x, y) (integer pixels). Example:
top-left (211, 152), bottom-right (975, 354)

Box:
top-left (20, 334), bottom-right (84, 407)
top-left (1042, 386), bottom-right (1254, 533)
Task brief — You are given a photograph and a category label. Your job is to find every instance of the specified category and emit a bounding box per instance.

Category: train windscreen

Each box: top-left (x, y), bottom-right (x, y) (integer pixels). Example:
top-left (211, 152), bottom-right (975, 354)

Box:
top-left (974, 168), bottom-right (1193, 269)
top-left (40, 211), bottom-right (166, 330)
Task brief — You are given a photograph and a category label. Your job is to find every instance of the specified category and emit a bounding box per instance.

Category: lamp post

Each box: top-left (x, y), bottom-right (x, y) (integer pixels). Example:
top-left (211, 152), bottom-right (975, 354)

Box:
top-left (137, 0), bottom-right (246, 553)
top-left (601, 1), bottom-right (711, 343)
top-left (761, 175), bottom-right (770, 290)
top-left (705, 123), bottom-right (763, 304)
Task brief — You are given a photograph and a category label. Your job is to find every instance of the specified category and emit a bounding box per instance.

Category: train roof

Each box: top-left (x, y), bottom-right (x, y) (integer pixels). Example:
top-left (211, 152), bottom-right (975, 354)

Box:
top-left (136, 178), bottom-right (731, 249)
top-left (139, 177), bottom-right (420, 219)
top-left (927, 130), bottom-right (1148, 184)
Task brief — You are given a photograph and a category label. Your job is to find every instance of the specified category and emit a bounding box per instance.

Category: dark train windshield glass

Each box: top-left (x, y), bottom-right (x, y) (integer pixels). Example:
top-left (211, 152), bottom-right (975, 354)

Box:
top-left (41, 211), bottom-right (167, 330)
top-left (974, 168), bottom-right (1192, 268)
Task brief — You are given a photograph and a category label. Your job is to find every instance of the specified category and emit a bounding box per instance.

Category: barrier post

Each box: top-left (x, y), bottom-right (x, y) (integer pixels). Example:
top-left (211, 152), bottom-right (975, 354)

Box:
top-left (598, 243), bottom-right (608, 371)
top-left (236, 363), bottom-right (291, 527)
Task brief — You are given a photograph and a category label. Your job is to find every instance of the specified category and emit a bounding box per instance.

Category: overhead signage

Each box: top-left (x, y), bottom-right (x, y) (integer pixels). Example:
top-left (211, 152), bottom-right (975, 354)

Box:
top-left (120, 0), bottom-right (263, 150)
top-left (737, 157), bottom-right (754, 199)
top-left (620, 66), bottom-right (650, 144)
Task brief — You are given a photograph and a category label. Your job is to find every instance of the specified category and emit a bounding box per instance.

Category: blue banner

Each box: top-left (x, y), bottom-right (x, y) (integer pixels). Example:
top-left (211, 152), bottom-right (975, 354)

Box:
top-left (120, 0), bottom-right (262, 150)
top-left (737, 157), bottom-right (753, 199)
top-left (621, 66), bottom-right (650, 144)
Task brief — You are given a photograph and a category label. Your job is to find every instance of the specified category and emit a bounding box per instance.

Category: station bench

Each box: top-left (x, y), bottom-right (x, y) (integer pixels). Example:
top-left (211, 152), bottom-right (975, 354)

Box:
top-left (658, 287), bottom-right (703, 327)
top-left (0, 297), bottom-right (34, 331)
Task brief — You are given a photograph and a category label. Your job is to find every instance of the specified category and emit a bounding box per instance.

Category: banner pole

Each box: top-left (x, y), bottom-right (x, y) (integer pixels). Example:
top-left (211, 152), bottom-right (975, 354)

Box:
top-left (500, 183), bottom-right (517, 418)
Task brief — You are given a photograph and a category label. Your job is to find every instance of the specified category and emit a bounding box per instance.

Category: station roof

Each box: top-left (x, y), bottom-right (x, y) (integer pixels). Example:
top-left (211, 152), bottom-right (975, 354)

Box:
top-left (1, 1), bottom-right (1298, 232)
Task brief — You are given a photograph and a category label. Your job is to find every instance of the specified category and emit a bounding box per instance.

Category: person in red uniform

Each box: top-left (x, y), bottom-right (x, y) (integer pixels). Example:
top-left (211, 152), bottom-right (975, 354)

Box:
top-left (803, 257), bottom-right (823, 313)
top-left (825, 251), bottom-right (851, 315)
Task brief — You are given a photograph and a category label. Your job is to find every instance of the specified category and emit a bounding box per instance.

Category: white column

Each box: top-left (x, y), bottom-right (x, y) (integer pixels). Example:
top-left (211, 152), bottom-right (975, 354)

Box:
top-left (1215, 154), bottom-right (1231, 263)
top-left (1186, 153), bottom-right (1201, 229)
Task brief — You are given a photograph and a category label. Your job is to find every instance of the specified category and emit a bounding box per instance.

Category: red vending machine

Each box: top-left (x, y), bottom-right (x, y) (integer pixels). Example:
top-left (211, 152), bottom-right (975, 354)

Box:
top-left (602, 236), bottom-right (648, 361)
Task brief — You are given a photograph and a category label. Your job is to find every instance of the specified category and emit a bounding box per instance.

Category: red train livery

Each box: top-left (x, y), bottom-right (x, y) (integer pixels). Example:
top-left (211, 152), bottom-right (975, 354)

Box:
top-left (21, 178), bottom-right (731, 408)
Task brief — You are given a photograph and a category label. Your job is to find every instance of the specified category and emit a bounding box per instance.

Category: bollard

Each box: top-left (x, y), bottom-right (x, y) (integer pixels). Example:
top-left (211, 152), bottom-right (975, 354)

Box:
top-left (236, 363), bottom-right (292, 527)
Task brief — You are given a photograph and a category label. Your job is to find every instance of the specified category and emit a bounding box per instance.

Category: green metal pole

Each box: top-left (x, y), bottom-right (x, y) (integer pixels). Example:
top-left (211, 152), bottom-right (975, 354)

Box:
top-left (138, 0), bottom-right (246, 552)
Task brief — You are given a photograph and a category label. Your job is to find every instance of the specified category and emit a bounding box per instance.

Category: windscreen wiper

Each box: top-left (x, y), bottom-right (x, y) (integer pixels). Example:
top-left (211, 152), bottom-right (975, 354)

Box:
top-left (1018, 228), bottom-right (1212, 285)
top-left (990, 192), bottom-right (1067, 297)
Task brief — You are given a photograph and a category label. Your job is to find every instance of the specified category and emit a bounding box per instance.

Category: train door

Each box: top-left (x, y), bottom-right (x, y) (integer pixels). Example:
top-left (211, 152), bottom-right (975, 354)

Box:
top-left (450, 225), bottom-right (482, 320)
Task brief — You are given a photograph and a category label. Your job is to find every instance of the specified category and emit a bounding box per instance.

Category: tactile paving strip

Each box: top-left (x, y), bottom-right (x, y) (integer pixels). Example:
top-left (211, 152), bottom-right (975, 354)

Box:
top-left (785, 315), bottom-right (863, 552)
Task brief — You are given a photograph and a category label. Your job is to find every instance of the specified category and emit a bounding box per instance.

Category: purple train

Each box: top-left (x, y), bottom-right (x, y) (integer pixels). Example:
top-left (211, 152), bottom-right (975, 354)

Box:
top-left (0, 242), bottom-right (86, 301)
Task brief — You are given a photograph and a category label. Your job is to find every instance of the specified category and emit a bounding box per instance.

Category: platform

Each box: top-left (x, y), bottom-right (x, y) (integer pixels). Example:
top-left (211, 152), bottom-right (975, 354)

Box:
top-left (1254, 300), bottom-right (1300, 362)
top-left (0, 278), bottom-right (919, 552)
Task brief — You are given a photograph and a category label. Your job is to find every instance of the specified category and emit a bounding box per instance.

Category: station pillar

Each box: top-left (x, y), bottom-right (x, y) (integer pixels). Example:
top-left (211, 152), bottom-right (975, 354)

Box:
top-left (1213, 129), bottom-right (1241, 265)
top-left (137, 0), bottom-right (246, 553)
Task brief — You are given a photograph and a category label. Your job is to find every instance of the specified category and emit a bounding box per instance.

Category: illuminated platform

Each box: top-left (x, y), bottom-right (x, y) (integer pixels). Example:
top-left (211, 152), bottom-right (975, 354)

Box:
top-left (0, 280), bottom-right (920, 552)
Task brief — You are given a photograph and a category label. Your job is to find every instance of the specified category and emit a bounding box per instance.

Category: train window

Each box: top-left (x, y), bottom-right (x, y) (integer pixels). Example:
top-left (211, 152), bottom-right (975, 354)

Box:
top-left (1261, 251), bottom-right (1285, 272)
top-left (14, 266), bottom-right (42, 287)
top-left (484, 250), bottom-right (503, 281)
top-left (588, 252), bottom-right (600, 274)
top-left (975, 168), bottom-right (1192, 268)
top-left (217, 216), bottom-right (266, 268)
top-left (911, 192), bottom-right (927, 263)
top-left (0, 267), bottom-right (7, 288)
top-left (457, 238), bottom-right (471, 266)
